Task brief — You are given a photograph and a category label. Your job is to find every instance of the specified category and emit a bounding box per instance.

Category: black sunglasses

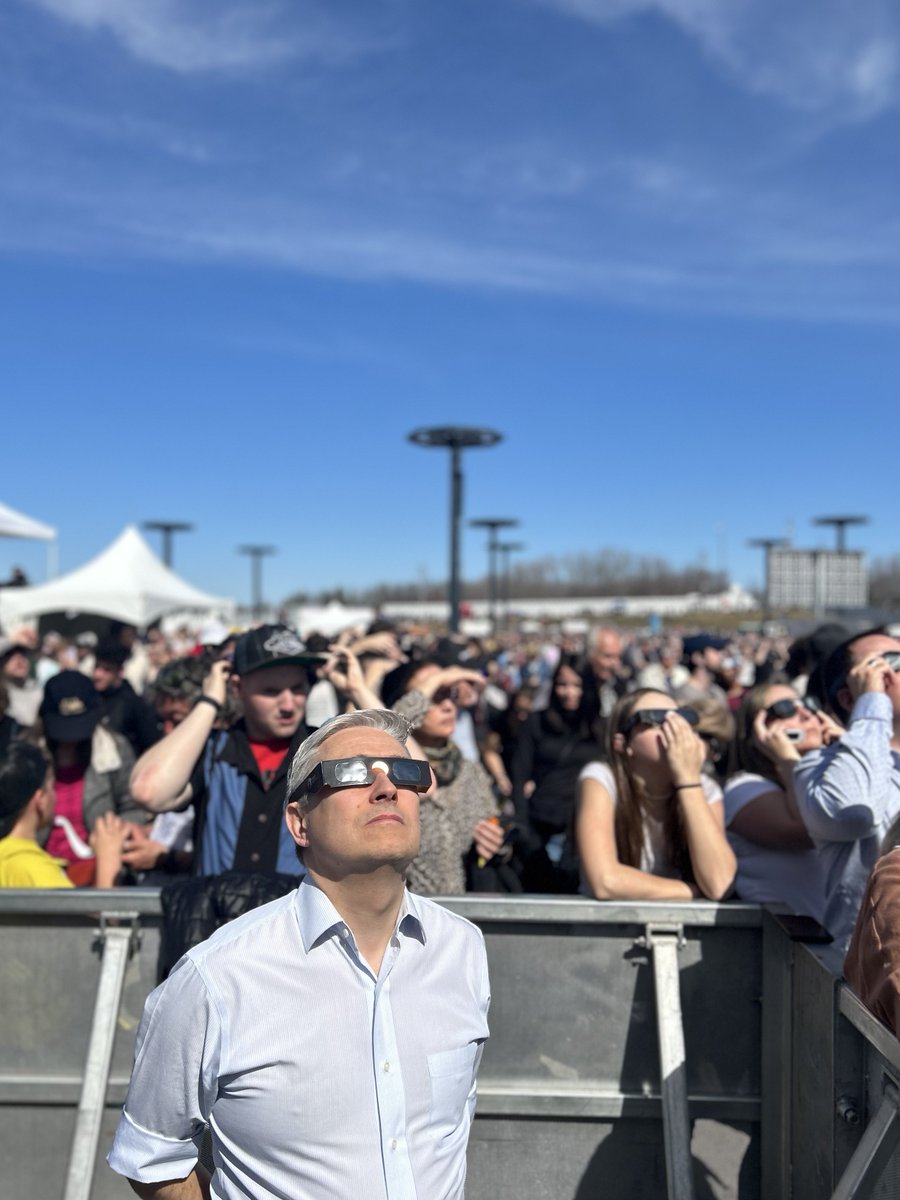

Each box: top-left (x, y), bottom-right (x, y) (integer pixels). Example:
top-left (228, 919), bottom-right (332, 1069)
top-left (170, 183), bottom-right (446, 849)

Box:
top-left (291, 755), bottom-right (431, 801)
top-left (622, 706), bottom-right (699, 737)
top-left (765, 697), bottom-right (818, 722)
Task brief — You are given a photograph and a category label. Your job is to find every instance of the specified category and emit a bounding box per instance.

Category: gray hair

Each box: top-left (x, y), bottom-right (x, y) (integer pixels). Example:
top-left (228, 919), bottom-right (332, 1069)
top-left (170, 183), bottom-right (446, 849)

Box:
top-left (286, 708), bottom-right (411, 807)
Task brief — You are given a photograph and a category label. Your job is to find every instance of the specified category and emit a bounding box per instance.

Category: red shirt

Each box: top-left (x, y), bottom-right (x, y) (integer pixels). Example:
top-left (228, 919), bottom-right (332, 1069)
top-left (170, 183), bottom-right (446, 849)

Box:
top-left (248, 738), bottom-right (292, 791)
top-left (45, 766), bottom-right (89, 862)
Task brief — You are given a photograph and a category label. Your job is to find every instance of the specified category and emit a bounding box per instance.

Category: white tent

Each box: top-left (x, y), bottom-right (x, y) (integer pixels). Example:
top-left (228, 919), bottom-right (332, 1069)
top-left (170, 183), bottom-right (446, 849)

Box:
top-left (0, 501), bottom-right (56, 541)
top-left (0, 525), bottom-right (233, 628)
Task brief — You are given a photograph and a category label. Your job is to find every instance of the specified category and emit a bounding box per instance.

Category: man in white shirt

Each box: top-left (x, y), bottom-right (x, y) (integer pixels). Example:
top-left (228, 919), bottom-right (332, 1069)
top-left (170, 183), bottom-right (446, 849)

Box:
top-left (108, 708), bottom-right (491, 1200)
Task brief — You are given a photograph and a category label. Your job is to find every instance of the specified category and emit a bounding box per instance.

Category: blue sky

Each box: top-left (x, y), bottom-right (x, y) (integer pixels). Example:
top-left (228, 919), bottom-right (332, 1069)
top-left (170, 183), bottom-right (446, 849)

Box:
top-left (2, 0), bottom-right (899, 607)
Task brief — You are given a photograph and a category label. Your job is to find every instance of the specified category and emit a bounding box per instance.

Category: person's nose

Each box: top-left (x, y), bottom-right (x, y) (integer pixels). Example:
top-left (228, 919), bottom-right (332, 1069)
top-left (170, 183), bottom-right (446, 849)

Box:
top-left (370, 769), bottom-right (398, 803)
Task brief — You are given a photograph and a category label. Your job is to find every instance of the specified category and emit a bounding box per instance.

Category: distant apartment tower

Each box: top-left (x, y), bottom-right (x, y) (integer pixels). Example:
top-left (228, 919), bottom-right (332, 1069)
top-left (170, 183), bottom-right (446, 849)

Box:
top-left (768, 548), bottom-right (868, 611)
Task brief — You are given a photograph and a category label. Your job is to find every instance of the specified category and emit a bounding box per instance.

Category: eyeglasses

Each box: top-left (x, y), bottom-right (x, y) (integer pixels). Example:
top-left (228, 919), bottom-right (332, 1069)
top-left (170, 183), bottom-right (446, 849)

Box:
top-left (432, 686), bottom-right (461, 704)
top-left (291, 756), bottom-right (432, 801)
top-left (765, 697), bottom-right (818, 721)
top-left (621, 707), bottom-right (699, 737)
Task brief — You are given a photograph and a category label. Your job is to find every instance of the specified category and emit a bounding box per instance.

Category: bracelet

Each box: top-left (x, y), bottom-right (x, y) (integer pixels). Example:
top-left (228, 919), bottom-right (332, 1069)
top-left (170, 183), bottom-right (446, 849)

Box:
top-left (195, 695), bottom-right (223, 715)
top-left (673, 782), bottom-right (702, 791)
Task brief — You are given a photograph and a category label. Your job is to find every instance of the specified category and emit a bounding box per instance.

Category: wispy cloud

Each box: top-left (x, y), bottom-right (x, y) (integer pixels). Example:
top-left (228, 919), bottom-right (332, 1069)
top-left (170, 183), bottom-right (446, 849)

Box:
top-left (531, 0), bottom-right (900, 118)
top-left (21, 0), bottom-right (389, 73)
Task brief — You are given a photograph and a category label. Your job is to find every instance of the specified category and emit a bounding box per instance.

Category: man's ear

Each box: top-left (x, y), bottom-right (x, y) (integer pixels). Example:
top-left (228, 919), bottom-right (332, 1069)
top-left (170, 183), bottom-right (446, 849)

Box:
top-left (32, 785), bottom-right (51, 823)
top-left (836, 686), bottom-right (852, 720)
top-left (285, 800), bottom-right (309, 848)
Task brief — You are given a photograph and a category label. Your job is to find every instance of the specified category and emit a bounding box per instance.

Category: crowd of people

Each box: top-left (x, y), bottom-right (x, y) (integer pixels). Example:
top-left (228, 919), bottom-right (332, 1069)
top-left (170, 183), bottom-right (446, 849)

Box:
top-left (2, 613), bottom-right (900, 988)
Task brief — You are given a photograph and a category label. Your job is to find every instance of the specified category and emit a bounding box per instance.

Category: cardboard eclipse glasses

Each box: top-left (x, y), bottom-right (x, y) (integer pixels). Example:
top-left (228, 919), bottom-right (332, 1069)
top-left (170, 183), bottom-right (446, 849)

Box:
top-left (292, 755), bottom-right (431, 801)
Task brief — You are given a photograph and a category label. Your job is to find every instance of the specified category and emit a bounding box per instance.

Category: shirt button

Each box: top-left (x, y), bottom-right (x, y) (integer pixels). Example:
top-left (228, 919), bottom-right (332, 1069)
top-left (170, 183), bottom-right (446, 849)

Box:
top-left (258, 813), bottom-right (268, 823)
top-left (340, 927), bottom-right (350, 939)
top-left (390, 1138), bottom-right (398, 1151)
top-left (250, 852), bottom-right (260, 863)
top-left (383, 1061), bottom-right (391, 1072)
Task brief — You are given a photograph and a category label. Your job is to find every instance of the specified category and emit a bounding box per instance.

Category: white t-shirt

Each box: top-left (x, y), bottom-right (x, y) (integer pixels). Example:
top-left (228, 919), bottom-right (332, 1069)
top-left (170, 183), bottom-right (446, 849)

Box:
top-left (723, 771), bottom-right (826, 919)
top-left (578, 761), bottom-right (721, 879)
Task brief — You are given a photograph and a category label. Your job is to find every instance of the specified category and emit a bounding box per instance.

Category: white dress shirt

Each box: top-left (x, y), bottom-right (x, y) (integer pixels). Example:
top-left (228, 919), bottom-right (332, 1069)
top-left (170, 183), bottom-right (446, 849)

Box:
top-left (108, 879), bottom-right (490, 1199)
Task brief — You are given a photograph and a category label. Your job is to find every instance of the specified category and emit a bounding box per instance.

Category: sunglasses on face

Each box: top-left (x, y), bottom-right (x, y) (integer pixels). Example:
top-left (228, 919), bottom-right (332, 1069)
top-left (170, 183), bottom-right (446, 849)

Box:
top-left (621, 706), bottom-right (699, 737)
top-left (431, 686), bottom-right (461, 705)
top-left (765, 697), bottom-right (818, 722)
top-left (291, 755), bottom-right (432, 801)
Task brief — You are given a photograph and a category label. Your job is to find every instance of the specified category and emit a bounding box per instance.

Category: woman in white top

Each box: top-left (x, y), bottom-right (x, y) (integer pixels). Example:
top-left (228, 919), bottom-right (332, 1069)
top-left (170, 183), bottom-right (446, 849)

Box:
top-left (724, 679), bottom-right (840, 917)
top-left (576, 689), bottom-right (736, 901)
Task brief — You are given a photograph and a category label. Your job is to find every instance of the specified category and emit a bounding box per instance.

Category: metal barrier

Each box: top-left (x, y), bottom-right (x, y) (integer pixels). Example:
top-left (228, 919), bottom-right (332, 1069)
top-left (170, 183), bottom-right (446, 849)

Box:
top-left (2, 891), bottom-right (900, 1199)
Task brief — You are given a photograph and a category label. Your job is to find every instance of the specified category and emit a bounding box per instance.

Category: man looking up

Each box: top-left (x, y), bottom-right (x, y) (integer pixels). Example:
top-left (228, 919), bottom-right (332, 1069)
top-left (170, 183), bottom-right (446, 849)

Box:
top-left (130, 624), bottom-right (315, 875)
top-left (795, 629), bottom-right (900, 966)
top-left (109, 709), bottom-right (490, 1200)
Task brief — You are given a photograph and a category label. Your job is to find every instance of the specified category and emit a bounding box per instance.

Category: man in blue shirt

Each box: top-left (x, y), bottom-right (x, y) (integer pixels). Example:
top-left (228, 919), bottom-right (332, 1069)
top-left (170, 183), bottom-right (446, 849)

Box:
top-left (130, 625), bottom-right (316, 875)
top-left (795, 629), bottom-right (900, 968)
top-left (110, 708), bottom-right (491, 1200)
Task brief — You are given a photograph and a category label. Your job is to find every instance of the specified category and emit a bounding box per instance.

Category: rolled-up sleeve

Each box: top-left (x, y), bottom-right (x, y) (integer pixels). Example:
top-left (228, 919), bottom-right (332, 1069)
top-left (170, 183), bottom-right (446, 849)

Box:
top-left (795, 693), bottom-right (895, 843)
top-left (108, 957), bottom-right (222, 1183)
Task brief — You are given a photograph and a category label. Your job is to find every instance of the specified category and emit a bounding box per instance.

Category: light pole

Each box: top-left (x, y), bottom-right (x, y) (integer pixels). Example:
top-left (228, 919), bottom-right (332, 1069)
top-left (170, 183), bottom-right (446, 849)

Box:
top-left (747, 537), bottom-right (787, 624)
top-left (813, 515), bottom-right (869, 553)
top-left (469, 517), bottom-right (519, 634)
top-left (144, 521), bottom-right (193, 568)
top-left (408, 426), bottom-right (503, 632)
top-left (238, 545), bottom-right (276, 620)
top-left (497, 541), bottom-right (525, 631)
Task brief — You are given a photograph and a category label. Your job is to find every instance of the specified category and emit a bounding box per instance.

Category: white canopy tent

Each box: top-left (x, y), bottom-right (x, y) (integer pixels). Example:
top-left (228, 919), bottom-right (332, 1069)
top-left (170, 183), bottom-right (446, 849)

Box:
top-left (0, 501), bottom-right (56, 542)
top-left (0, 500), bottom-right (58, 580)
top-left (0, 525), bottom-right (233, 629)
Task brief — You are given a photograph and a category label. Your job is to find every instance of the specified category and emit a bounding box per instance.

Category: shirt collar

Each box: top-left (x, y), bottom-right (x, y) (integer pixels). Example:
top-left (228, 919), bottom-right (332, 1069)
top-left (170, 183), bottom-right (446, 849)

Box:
top-left (294, 876), bottom-right (426, 952)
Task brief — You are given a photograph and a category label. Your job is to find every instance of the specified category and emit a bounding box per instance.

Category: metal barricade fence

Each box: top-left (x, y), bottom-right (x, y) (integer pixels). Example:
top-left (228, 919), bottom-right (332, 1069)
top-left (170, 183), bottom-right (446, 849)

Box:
top-left (1, 891), bottom-right (899, 1200)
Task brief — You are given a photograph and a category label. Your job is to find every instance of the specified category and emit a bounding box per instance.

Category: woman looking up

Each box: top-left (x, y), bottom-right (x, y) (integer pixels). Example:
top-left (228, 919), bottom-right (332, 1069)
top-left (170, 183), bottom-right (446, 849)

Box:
top-left (724, 680), bottom-right (839, 917)
top-left (576, 689), bottom-right (736, 901)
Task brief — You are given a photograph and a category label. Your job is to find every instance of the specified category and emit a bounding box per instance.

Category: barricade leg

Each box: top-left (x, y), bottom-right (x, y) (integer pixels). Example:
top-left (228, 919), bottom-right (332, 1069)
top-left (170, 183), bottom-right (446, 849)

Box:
top-left (643, 923), bottom-right (695, 1200)
top-left (64, 916), bottom-right (139, 1200)
top-left (830, 1083), bottom-right (900, 1200)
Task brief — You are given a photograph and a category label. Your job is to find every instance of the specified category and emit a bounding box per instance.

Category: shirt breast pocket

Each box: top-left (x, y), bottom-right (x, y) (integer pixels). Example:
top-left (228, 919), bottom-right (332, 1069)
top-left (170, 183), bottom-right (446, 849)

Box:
top-left (427, 1043), bottom-right (479, 1138)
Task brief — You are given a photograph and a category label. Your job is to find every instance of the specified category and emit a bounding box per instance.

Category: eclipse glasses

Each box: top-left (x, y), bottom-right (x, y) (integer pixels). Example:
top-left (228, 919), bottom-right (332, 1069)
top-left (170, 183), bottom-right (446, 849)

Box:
top-left (621, 706), bottom-right (699, 737)
top-left (291, 755), bottom-right (432, 802)
top-left (765, 697), bottom-right (820, 722)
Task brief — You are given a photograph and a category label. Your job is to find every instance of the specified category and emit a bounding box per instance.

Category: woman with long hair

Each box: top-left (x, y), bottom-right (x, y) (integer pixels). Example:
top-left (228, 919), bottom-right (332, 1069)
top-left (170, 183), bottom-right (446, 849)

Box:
top-left (724, 678), bottom-right (839, 915)
top-left (510, 655), bottom-right (602, 891)
top-left (576, 689), bottom-right (736, 900)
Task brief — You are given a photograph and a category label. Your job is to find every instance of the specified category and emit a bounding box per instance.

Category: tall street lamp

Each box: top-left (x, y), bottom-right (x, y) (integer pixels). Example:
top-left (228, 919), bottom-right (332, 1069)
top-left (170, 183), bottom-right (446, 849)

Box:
top-left (469, 517), bottom-right (519, 634)
top-left (813, 515), bottom-right (869, 553)
top-left (238, 545), bottom-right (276, 620)
top-left (497, 541), bottom-right (526, 631)
top-left (144, 521), bottom-right (193, 568)
top-left (408, 426), bottom-right (503, 632)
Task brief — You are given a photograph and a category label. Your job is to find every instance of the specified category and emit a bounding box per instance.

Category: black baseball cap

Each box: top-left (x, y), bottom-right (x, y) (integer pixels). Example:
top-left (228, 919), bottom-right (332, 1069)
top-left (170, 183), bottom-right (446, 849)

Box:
top-left (232, 625), bottom-right (322, 677)
top-left (39, 670), bottom-right (101, 743)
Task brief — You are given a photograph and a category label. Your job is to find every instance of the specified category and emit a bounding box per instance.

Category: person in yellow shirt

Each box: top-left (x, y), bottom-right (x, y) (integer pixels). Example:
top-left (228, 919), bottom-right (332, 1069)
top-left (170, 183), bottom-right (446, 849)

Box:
top-left (0, 741), bottom-right (125, 888)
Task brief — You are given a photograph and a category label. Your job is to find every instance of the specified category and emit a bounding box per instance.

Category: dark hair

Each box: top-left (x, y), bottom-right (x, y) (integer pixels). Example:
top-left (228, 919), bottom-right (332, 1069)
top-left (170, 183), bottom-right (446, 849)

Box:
top-left (379, 656), bottom-right (440, 710)
top-left (544, 655), bottom-right (599, 738)
top-left (154, 654), bottom-right (208, 700)
top-left (0, 742), bottom-right (49, 837)
top-left (730, 678), bottom-right (791, 783)
top-left (823, 627), bottom-right (888, 723)
top-left (607, 689), bottom-right (693, 882)
top-left (95, 638), bottom-right (130, 669)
